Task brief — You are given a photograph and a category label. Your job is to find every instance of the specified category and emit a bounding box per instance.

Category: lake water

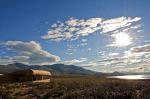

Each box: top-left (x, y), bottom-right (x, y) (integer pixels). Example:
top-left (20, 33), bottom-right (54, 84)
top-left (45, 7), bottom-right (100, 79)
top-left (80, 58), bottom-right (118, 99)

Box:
top-left (108, 75), bottom-right (150, 80)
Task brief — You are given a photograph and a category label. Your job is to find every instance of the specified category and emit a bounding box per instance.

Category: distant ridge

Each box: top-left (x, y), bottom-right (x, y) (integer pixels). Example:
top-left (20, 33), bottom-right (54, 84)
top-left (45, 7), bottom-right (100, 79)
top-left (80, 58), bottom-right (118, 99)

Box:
top-left (0, 63), bottom-right (98, 75)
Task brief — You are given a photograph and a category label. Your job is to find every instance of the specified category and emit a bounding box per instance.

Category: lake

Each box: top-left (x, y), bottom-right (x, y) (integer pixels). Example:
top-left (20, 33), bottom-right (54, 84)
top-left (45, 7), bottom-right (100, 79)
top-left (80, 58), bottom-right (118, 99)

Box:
top-left (108, 75), bottom-right (150, 80)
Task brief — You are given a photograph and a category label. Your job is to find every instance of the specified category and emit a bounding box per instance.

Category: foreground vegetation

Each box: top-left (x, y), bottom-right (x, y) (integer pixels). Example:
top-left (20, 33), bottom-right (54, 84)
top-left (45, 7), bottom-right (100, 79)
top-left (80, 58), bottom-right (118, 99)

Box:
top-left (0, 75), bottom-right (150, 99)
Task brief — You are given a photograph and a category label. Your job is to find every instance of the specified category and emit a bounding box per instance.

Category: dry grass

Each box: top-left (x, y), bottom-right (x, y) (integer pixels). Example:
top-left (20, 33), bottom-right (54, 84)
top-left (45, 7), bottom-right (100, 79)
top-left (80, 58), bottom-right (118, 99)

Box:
top-left (0, 75), bottom-right (150, 99)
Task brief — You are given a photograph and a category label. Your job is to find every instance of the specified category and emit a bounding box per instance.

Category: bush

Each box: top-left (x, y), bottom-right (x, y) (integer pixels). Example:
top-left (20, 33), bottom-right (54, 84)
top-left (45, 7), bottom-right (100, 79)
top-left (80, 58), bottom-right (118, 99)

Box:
top-left (0, 75), bottom-right (150, 99)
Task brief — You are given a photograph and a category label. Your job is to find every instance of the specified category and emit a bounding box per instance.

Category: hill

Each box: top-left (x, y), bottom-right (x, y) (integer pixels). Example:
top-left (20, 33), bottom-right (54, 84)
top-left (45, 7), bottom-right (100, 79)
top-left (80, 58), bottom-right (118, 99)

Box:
top-left (0, 63), bottom-right (98, 75)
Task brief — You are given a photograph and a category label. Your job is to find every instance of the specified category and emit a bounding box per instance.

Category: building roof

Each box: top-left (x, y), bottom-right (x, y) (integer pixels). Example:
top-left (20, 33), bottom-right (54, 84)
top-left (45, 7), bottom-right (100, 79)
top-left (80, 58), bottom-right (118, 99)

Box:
top-left (11, 69), bottom-right (51, 76)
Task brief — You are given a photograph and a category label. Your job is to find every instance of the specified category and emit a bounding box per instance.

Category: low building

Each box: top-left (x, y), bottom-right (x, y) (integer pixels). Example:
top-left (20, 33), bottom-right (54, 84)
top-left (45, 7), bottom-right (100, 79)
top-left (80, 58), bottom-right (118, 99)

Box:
top-left (0, 69), bottom-right (51, 83)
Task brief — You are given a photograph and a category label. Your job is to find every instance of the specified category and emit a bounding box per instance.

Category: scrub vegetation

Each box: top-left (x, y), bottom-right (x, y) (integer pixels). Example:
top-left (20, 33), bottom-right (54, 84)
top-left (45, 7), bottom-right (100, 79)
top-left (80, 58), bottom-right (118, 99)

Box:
top-left (0, 75), bottom-right (150, 99)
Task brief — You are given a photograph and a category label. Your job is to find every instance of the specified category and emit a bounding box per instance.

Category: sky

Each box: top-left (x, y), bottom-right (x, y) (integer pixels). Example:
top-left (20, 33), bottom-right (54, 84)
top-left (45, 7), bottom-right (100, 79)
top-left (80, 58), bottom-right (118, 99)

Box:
top-left (0, 0), bottom-right (150, 73)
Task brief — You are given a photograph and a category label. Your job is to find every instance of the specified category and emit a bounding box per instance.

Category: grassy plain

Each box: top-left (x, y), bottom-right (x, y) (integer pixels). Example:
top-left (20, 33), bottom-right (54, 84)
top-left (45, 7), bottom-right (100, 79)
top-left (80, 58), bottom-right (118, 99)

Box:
top-left (0, 75), bottom-right (150, 99)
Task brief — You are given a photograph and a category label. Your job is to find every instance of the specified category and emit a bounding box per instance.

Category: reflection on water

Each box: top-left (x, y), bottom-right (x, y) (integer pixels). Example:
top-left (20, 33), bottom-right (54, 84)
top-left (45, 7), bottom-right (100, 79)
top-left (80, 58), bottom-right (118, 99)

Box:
top-left (108, 75), bottom-right (150, 80)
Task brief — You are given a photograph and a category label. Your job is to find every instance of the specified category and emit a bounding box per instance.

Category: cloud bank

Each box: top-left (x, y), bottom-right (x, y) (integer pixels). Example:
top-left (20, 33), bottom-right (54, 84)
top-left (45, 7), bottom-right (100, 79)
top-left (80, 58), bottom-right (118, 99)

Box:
top-left (60, 58), bottom-right (87, 65)
top-left (0, 41), bottom-right (60, 65)
top-left (42, 16), bottom-right (141, 41)
top-left (86, 44), bottom-right (150, 72)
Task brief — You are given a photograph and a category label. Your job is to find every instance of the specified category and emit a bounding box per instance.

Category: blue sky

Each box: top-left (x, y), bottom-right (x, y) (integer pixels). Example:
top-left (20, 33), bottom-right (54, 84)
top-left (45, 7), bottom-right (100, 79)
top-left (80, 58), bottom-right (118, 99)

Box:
top-left (0, 0), bottom-right (150, 72)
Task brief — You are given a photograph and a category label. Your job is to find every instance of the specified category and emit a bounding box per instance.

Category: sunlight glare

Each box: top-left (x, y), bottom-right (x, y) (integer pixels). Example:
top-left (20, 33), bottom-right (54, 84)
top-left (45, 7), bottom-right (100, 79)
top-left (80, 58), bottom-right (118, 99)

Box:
top-left (114, 33), bottom-right (131, 47)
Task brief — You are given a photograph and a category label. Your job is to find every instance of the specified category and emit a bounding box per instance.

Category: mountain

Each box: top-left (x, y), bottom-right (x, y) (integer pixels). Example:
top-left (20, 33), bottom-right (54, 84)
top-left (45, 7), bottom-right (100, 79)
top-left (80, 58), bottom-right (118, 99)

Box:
top-left (109, 71), bottom-right (125, 76)
top-left (0, 63), bottom-right (31, 74)
top-left (121, 71), bottom-right (150, 75)
top-left (0, 63), bottom-right (98, 75)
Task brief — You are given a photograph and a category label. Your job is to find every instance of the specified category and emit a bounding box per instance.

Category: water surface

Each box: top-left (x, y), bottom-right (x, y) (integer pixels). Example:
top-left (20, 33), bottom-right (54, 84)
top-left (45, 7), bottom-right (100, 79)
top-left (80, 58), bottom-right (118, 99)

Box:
top-left (108, 75), bottom-right (150, 80)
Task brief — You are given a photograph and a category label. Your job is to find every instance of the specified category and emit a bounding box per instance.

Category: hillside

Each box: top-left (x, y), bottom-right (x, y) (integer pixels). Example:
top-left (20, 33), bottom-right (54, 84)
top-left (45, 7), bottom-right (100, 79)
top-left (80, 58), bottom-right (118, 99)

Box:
top-left (0, 63), bottom-right (98, 75)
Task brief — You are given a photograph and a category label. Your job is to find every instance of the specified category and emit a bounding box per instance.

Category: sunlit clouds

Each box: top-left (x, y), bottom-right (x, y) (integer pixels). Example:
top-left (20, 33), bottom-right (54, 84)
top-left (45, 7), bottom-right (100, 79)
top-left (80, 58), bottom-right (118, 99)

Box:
top-left (42, 16), bottom-right (141, 42)
top-left (0, 15), bottom-right (148, 73)
top-left (85, 44), bottom-right (150, 72)
top-left (0, 41), bottom-right (60, 65)
top-left (41, 16), bottom-right (149, 73)
top-left (110, 33), bottom-right (132, 47)
top-left (1, 0), bottom-right (150, 74)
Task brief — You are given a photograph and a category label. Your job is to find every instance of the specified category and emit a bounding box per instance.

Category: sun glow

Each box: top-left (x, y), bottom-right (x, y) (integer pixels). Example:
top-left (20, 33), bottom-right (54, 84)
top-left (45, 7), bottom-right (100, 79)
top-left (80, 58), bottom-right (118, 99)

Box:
top-left (113, 33), bottom-right (132, 47)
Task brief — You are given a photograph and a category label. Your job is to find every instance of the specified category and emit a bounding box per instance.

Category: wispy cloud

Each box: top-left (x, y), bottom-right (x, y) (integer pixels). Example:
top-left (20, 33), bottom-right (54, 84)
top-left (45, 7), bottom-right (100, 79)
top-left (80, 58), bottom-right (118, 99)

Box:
top-left (124, 44), bottom-right (150, 59)
top-left (128, 44), bottom-right (150, 53)
top-left (108, 53), bottom-right (119, 56)
top-left (81, 39), bottom-right (87, 42)
top-left (95, 44), bottom-right (150, 68)
top-left (87, 48), bottom-right (92, 51)
top-left (42, 16), bottom-right (141, 42)
top-left (101, 17), bottom-right (141, 33)
top-left (60, 58), bottom-right (87, 65)
top-left (65, 52), bottom-right (73, 55)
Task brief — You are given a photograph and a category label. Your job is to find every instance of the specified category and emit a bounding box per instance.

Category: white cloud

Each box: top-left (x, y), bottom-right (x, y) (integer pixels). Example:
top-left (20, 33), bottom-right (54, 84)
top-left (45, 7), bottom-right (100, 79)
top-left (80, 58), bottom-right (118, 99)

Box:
top-left (126, 66), bottom-right (148, 72)
top-left (79, 61), bottom-right (97, 67)
top-left (101, 17), bottom-right (141, 33)
top-left (76, 44), bottom-right (150, 72)
top-left (98, 51), bottom-right (103, 54)
top-left (61, 58), bottom-right (87, 65)
top-left (97, 57), bottom-right (126, 66)
top-left (81, 39), bottom-right (87, 42)
top-left (87, 48), bottom-right (92, 51)
top-left (0, 41), bottom-right (60, 65)
top-left (42, 16), bottom-right (141, 41)
top-left (144, 40), bottom-right (150, 43)
top-left (0, 56), bottom-right (14, 65)
top-left (65, 52), bottom-right (73, 55)
top-left (98, 51), bottom-right (106, 55)
top-left (80, 43), bottom-right (88, 46)
top-left (108, 32), bottom-right (132, 47)
top-left (130, 44), bottom-right (150, 53)
top-left (108, 53), bottom-right (119, 56)
top-left (97, 44), bottom-right (150, 67)
top-left (124, 44), bottom-right (150, 58)
top-left (123, 44), bottom-right (150, 64)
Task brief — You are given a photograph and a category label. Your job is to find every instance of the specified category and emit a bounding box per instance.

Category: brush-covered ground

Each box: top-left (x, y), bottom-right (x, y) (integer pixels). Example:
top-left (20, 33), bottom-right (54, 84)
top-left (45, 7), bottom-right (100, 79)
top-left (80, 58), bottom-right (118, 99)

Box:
top-left (0, 75), bottom-right (150, 99)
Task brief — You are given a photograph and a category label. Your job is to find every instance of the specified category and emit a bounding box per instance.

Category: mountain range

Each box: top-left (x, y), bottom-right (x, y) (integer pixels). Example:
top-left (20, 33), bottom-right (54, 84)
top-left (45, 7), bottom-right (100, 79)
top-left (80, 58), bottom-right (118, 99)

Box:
top-left (1, 63), bottom-right (148, 76)
top-left (0, 63), bottom-right (99, 75)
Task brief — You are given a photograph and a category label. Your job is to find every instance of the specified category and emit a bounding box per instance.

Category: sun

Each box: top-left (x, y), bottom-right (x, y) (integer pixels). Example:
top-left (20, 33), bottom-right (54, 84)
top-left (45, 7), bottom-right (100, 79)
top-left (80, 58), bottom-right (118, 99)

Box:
top-left (113, 33), bottom-right (132, 47)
